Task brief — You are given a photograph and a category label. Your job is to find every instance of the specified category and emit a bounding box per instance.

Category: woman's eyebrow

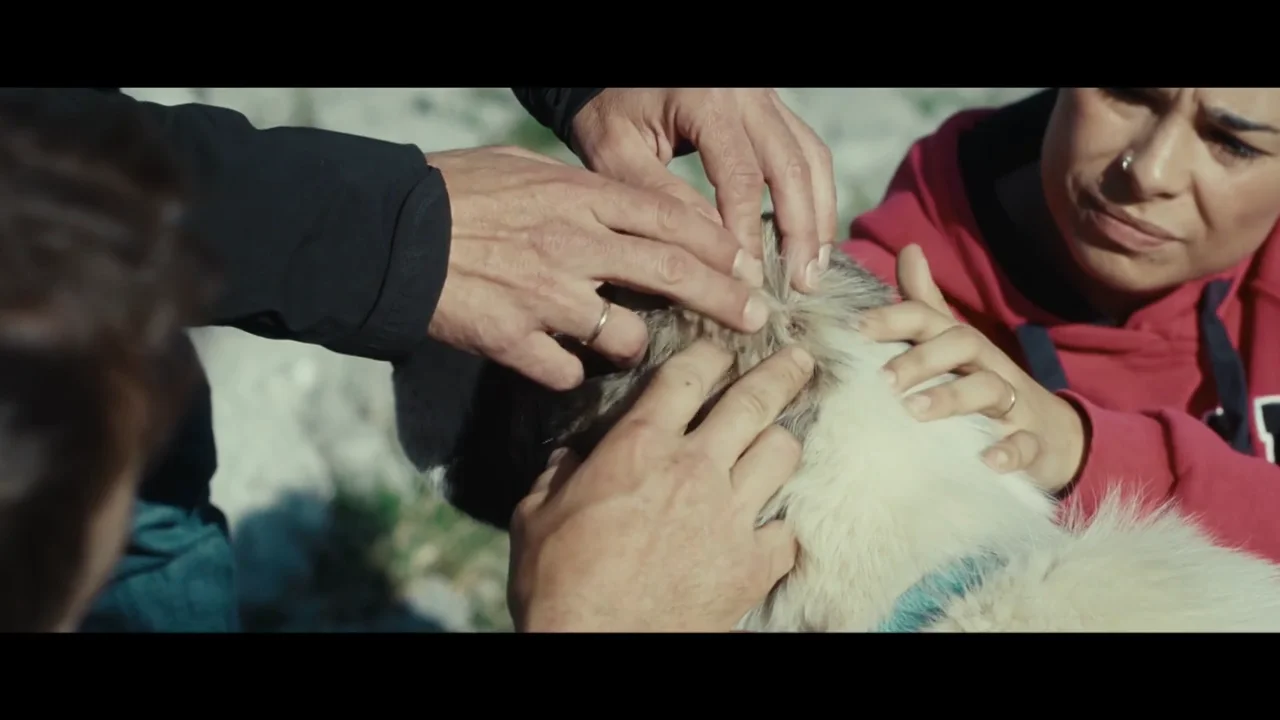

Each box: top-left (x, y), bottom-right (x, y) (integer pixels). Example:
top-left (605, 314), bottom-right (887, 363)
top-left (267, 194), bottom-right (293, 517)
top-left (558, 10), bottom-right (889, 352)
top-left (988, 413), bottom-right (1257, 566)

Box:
top-left (1206, 106), bottom-right (1278, 134)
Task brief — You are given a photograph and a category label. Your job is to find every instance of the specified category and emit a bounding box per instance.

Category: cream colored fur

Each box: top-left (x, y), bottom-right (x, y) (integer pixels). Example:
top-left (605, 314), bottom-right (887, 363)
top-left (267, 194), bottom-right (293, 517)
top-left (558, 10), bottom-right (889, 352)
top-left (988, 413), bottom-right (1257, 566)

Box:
top-left (561, 214), bottom-right (1280, 632)
top-left (399, 213), bottom-right (1280, 631)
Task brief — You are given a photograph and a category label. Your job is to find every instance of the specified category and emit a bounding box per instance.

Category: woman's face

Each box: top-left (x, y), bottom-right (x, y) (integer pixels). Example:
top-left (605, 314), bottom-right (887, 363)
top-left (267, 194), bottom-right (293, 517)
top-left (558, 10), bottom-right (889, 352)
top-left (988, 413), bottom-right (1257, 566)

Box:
top-left (1040, 88), bottom-right (1280, 300)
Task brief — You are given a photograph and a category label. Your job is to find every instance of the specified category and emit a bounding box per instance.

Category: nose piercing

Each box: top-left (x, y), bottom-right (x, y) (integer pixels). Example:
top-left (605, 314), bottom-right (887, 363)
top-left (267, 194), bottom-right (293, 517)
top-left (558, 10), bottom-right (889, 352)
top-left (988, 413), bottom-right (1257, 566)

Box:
top-left (1120, 150), bottom-right (1135, 172)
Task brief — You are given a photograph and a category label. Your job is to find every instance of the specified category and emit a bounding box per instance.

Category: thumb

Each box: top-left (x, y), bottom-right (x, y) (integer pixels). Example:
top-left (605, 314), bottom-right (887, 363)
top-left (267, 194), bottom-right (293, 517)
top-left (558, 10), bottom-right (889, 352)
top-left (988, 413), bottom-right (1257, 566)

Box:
top-left (754, 520), bottom-right (799, 588)
top-left (595, 137), bottom-right (722, 225)
top-left (897, 244), bottom-right (953, 319)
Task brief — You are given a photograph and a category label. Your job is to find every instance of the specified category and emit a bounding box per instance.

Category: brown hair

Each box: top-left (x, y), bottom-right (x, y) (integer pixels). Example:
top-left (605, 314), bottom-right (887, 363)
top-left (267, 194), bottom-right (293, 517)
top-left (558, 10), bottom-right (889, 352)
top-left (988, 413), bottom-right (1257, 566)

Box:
top-left (0, 93), bottom-right (219, 631)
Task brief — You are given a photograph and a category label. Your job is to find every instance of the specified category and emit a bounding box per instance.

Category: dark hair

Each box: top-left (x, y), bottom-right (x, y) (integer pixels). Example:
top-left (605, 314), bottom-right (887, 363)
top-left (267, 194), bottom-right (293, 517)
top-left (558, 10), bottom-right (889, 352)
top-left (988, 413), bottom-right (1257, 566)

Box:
top-left (0, 93), bottom-right (219, 631)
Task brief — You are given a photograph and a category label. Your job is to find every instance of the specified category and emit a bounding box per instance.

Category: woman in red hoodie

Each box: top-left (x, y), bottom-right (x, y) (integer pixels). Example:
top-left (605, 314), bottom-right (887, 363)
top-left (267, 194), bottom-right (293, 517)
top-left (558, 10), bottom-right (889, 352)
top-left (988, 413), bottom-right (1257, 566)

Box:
top-left (846, 87), bottom-right (1280, 563)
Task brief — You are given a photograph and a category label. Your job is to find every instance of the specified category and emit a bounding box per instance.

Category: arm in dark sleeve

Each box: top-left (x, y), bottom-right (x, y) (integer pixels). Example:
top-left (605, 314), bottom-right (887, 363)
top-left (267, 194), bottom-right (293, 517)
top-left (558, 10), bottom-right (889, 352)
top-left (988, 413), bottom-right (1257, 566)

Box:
top-left (511, 88), bottom-right (605, 150)
top-left (0, 87), bottom-right (451, 362)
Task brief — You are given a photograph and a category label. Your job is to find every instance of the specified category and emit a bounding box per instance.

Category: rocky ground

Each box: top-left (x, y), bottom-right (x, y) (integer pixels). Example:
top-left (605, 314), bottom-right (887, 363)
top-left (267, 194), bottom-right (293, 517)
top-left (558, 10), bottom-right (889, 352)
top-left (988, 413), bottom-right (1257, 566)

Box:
top-left (120, 87), bottom-right (1037, 632)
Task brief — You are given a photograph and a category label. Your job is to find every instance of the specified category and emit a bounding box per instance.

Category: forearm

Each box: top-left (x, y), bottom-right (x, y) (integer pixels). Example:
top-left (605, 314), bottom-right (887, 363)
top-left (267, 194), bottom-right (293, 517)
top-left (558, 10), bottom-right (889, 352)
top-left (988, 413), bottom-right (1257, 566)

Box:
top-left (1059, 391), bottom-right (1280, 563)
top-left (0, 88), bottom-right (451, 361)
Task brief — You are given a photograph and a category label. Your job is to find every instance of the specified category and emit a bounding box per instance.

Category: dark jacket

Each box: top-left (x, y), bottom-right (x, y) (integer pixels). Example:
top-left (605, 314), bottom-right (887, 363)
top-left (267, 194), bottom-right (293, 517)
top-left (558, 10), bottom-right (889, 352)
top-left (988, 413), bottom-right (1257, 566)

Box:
top-left (0, 86), bottom-right (602, 518)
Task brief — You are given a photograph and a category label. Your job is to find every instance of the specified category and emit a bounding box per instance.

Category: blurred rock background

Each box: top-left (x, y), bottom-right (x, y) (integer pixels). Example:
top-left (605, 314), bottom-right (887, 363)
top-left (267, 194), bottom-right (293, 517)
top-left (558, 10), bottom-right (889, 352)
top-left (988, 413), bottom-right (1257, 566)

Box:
top-left (120, 87), bottom-right (1038, 632)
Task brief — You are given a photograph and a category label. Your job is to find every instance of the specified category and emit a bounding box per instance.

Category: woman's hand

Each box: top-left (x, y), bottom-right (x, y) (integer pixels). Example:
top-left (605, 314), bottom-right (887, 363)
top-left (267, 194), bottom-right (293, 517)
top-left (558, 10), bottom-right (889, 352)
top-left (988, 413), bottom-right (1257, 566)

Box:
top-left (507, 340), bottom-right (811, 632)
top-left (571, 89), bottom-right (837, 293)
top-left (856, 244), bottom-right (1087, 493)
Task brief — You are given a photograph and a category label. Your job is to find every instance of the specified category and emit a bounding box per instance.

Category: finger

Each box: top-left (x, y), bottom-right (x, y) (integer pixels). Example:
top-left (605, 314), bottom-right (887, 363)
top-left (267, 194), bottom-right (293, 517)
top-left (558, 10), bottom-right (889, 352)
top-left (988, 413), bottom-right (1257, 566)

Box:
top-left (899, 369), bottom-right (1017, 423)
top-left (624, 339), bottom-right (735, 431)
top-left (754, 520), bottom-right (799, 589)
top-left (528, 446), bottom-right (576, 495)
top-left (897, 244), bottom-right (953, 319)
top-left (771, 93), bottom-right (838, 248)
top-left (588, 135), bottom-right (723, 225)
top-left (689, 346), bottom-right (815, 467)
top-left (982, 429), bottom-right (1043, 475)
top-left (591, 179), bottom-right (755, 288)
top-left (731, 424), bottom-right (802, 513)
top-left (590, 233), bottom-right (766, 334)
top-left (541, 447), bottom-right (584, 498)
top-left (492, 331), bottom-right (586, 392)
top-left (745, 98), bottom-right (820, 292)
top-left (516, 446), bottom-right (575, 523)
top-left (540, 287), bottom-right (650, 368)
top-left (881, 324), bottom-right (990, 395)
top-left (684, 99), bottom-right (767, 257)
top-left (857, 299), bottom-right (958, 346)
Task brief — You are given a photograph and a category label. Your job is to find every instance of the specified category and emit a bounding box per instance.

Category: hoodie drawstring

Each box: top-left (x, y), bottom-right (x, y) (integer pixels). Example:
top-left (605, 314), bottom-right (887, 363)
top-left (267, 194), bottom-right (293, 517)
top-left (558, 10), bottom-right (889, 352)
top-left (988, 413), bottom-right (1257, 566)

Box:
top-left (1013, 279), bottom-right (1254, 456)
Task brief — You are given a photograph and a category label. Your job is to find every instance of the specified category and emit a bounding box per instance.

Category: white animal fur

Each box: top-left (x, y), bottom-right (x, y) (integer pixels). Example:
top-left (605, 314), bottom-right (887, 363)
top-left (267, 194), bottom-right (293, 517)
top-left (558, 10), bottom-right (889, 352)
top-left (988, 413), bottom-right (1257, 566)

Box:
top-left (398, 214), bottom-right (1280, 631)
top-left (745, 216), bottom-right (1280, 631)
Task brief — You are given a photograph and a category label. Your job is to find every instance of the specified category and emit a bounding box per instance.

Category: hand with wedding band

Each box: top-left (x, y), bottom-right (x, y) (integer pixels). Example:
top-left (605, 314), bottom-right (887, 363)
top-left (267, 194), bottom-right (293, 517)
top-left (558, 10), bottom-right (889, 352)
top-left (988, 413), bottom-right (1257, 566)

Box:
top-left (424, 145), bottom-right (769, 391)
top-left (855, 244), bottom-right (1088, 493)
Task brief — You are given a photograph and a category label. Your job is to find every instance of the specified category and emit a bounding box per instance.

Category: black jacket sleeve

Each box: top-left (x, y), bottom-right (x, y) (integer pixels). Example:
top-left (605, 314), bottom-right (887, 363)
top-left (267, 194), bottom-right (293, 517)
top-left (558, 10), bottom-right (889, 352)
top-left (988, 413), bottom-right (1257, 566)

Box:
top-left (0, 87), bottom-right (452, 362)
top-left (511, 88), bottom-right (606, 150)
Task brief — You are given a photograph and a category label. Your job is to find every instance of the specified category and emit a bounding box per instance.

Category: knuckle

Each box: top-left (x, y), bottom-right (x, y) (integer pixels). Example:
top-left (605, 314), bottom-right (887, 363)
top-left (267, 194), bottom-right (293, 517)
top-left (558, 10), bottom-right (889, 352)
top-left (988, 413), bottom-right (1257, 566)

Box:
top-left (511, 493), bottom-right (541, 528)
top-left (814, 141), bottom-right (834, 168)
top-left (613, 415), bottom-right (661, 450)
top-left (656, 358), bottom-right (708, 396)
top-left (932, 383), bottom-right (960, 410)
top-left (783, 158), bottom-right (810, 186)
top-left (725, 166), bottom-right (765, 200)
top-left (655, 248), bottom-right (694, 286)
top-left (535, 229), bottom-right (576, 259)
top-left (943, 324), bottom-right (981, 354)
top-left (653, 194), bottom-right (681, 234)
top-left (486, 318), bottom-right (530, 357)
top-left (728, 385), bottom-right (776, 424)
top-left (527, 271), bottom-right (561, 301)
top-left (675, 446), bottom-right (718, 478)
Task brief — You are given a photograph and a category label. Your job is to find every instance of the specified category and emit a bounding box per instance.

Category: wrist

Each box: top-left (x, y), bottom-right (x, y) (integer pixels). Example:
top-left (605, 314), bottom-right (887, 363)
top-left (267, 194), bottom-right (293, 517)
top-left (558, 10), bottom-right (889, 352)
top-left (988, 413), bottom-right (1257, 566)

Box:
top-left (1051, 391), bottom-right (1091, 495)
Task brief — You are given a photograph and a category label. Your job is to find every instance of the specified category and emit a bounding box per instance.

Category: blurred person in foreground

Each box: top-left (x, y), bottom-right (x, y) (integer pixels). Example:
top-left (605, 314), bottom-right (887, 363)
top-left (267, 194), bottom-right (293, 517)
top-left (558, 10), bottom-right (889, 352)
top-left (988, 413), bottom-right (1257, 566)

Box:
top-left (847, 88), bottom-right (1280, 562)
top-left (0, 97), bottom-right (218, 631)
top-left (0, 87), bottom-right (836, 632)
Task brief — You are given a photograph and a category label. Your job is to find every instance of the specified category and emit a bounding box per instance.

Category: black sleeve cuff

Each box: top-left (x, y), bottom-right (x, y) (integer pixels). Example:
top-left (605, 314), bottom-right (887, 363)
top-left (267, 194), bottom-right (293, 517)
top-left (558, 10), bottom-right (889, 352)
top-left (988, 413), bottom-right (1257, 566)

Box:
top-left (511, 88), bottom-right (606, 149)
top-left (327, 167), bottom-right (452, 360)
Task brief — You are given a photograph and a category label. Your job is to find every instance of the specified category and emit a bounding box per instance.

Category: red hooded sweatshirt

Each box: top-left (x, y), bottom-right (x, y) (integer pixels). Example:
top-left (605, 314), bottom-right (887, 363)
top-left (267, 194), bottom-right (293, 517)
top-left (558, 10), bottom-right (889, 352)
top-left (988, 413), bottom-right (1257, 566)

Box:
top-left (841, 89), bottom-right (1280, 563)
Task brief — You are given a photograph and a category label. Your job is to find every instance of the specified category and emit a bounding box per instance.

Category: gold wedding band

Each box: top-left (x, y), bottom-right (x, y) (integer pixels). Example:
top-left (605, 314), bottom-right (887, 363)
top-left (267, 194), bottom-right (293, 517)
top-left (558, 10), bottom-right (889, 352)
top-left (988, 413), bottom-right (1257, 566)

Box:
top-left (584, 301), bottom-right (611, 345)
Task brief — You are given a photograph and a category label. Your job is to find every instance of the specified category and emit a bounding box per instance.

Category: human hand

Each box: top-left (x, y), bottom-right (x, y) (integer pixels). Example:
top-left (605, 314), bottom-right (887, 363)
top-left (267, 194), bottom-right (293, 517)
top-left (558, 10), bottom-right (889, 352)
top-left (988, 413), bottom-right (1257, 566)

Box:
top-left (856, 244), bottom-right (1087, 493)
top-left (571, 89), bottom-right (837, 293)
top-left (507, 340), bottom-right (812, 632)
top-left (425, 145), bottom-right (768, 391)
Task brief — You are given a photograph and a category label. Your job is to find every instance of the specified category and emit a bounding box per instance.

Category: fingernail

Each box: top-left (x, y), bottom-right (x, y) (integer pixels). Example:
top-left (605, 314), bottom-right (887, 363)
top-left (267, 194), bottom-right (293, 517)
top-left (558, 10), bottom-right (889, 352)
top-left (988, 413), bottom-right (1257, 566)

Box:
top-left (903, 393), bottom-right (930, 416)
top-left (733, 249), bottom-right (765, 287)
top-left (546, 447), bottom-right (568, 469)
top-left (743, 294), bottom-right (770, 330)
top-left (818, 244), bottom-right (831, 272)
top-left (792, 347), bottom-right (815, 374)
top-left (983, 448), bottom-right (1009, 470)
top-left (805, 258), bottom-right (821, 290)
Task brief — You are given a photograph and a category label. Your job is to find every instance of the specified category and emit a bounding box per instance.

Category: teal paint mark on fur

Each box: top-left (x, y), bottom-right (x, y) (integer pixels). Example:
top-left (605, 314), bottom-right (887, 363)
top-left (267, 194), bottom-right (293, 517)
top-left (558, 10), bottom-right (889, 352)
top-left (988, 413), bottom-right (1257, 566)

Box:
top-left (873, 554), bottom-right (1004, 633)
